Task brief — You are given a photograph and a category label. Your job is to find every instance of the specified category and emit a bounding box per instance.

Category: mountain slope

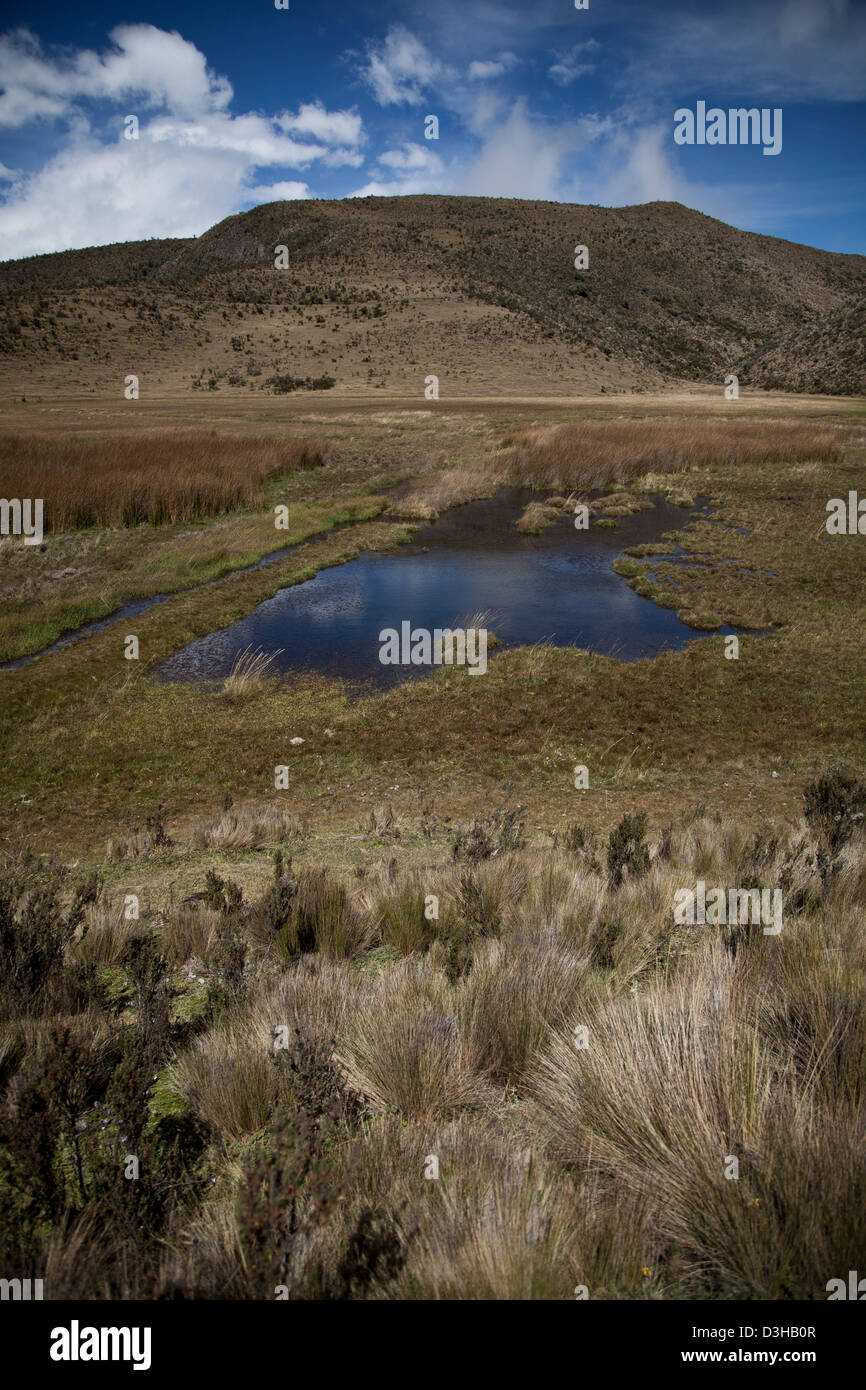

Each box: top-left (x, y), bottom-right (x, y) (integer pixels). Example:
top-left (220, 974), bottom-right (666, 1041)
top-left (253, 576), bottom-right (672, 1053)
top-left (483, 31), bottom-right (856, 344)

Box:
top-left (1, 197), bottom-right (863, 397)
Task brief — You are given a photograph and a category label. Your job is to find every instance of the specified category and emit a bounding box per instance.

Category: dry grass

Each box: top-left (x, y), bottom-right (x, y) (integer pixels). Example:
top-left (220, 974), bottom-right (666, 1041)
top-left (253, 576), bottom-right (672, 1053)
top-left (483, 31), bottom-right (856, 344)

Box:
top-left (222, 645), bottom-right (284, 699)
top-left (193, 804), bottom-right (306, 851)
top-left (164, 1023), bottom-right (279, 1138)
top-left (4, 781), bottom-right (866, 1299)
top-left (0, 431), bottom-right (325, 530)
top-left (69, 896), bottom-right (142, 966)
top-left (336, 964), bottom-right (485, 1121)
top-left (386, 419), bottom-right (840, 528)
top-left (158, 904), bottom-right (221, 967)
top-left (501, 418), bottom-right (841, 492)
top-left (387, 457), bottom-right (504, 520)
top-left (515, 499), bottom-right (563, 533)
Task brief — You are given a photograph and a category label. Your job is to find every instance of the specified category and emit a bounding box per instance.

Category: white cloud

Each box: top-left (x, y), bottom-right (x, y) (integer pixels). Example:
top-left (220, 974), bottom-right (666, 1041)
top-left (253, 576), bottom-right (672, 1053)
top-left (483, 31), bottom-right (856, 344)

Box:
top-left (593, 120), bottom-right (690, 206)
top-left (0, 140), bottom-right (251, 256)
top-left (358, 25), bottom-right (449, 106)
top-left (351, 141), bottom-right (446, 197)
top-left (0, 24), bottom-right (232, 127)
top-left (276, 100), bottom-right (363, 148)
top-left (468, 53), bottom-right (519, 81)
top-left (548, 40), bottom-right (600, 87)
top-left (243, 179), bottom-right (311, 203)
top-left (458, 99), bottom-right (587, 200)
top-left (377, 142), bottom-right (442, 172)
top-left (0, 27), bottom-right (367, 257)
top-left (147, 113), bottom-right (326, 166)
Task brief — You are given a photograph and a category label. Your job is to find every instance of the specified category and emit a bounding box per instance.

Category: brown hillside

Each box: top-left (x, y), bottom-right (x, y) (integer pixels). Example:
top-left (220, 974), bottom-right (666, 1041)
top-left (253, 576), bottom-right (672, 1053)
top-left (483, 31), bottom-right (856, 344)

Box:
top-left (0, 197), bottom-right (863, 397)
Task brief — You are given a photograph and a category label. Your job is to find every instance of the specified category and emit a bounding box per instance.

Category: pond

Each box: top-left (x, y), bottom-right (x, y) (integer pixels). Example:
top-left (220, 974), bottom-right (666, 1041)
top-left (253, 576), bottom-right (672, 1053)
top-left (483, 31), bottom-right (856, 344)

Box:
top-left (157, 489), bottom-right (732, 689)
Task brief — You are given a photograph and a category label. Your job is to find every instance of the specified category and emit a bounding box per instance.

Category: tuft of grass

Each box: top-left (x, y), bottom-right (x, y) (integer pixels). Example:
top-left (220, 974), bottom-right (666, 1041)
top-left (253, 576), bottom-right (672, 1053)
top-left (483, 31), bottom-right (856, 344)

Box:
top-left (194, 804), bottom-right (306, 850)
top-left (612, 557), bottom-right (641, 579)
top-left (222, 645), bottom-right (284, 699)
top-left (677, 608), bottom-right (722, 631)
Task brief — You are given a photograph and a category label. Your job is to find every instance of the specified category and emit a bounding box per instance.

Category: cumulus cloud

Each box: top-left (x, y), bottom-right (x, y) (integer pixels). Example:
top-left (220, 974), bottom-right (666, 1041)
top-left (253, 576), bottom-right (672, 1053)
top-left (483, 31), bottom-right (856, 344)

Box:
top-left (377, 142), bottom-right (442, 171)
top-left (358, 24), bottom-right (450, 106)
top-left (276, 100), bottom-right (363, 149)
top-left (1, 141), bottom-right (250, 256)
top-left (0, 26), bottom-right (366, 257)
top-left (349, 97), bottom-right (715, 218)
top-left (458, 99), bottom-right (591, 200)
top-left (0, 24), bottom-right (232, 126)
top-left (242, 179), bottom-right (311, 203)
top-left (592, 120), bottom-right (691, 205)
top-left (351, 141), bottom-right (446, 197)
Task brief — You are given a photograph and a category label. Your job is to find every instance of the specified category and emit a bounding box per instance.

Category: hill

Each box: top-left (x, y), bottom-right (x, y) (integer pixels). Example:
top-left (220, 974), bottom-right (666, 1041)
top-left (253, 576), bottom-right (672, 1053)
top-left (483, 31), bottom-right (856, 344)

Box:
top-left (1, 197), bottom-right (863, 397)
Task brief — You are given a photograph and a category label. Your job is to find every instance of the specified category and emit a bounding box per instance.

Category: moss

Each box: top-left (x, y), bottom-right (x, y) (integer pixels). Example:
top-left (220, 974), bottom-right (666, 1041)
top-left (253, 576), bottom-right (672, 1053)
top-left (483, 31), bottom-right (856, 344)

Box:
top-left (625, 541), bottom-right (676, 558)
top-left (676, 608), bottom-right (722, 631)
top-left (653, 590), bottom-right (680, 610)
top-left (613, 557), bottom-right (641, 579)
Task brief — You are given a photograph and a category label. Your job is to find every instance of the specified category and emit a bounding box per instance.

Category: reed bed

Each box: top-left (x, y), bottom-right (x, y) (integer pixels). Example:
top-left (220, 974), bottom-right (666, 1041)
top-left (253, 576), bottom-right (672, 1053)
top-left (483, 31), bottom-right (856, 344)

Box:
top-left (500, 418), bottom-right (841, 492)
top-left (0, 431), bottom-right (326, 530)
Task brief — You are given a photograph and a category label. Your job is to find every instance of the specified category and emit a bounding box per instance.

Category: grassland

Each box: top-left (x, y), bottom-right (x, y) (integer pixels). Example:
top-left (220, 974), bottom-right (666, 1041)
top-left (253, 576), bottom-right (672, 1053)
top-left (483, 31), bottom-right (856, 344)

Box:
top-left (1, 390), bottom-right (865, 1300)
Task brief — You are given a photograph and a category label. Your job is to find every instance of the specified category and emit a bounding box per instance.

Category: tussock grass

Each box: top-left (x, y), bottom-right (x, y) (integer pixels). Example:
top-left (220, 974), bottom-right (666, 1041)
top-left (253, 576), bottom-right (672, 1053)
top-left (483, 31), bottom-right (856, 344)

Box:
top-left (387, 458), bottom-right (504, 520)
top-left (70, 896), bottom-right (142, 966)
top-left (164, 1024), bottom-right (278, 1138)
top-left (0, 432), bottom-right (326, 530)
top-left (158, 905), bottom-right (221, 967)
top-left (193, 804), bottom-right (306, 850)
top-left (515, 499), bottom-right (562, 533)
top-left (3, 777), bottom-right (866, 1299)
top-left (273, 866), bottom-right (374, 963)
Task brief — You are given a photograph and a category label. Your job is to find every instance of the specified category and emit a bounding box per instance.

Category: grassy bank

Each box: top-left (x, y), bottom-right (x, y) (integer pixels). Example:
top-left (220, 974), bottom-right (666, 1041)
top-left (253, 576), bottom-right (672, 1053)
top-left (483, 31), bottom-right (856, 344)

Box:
top-left (2, 412), bottom-right (863, 854)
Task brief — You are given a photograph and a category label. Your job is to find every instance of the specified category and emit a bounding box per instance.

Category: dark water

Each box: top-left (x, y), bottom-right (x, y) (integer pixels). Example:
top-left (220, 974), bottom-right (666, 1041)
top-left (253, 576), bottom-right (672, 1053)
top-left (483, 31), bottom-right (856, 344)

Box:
top-left (156, 489), bottom-right (734, 689)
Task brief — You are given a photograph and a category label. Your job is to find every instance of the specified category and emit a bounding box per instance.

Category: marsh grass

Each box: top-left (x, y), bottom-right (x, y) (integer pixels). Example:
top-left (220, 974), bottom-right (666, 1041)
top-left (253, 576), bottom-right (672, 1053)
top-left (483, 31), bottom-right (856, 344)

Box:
top-left (500, 419), bottom-right (840, 492)
top-left (0, 432), bottom-right (326, 530)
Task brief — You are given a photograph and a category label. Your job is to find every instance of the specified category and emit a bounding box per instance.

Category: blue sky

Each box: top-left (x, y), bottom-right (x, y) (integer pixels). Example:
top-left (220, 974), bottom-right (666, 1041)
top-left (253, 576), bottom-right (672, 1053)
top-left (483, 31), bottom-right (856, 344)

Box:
top-left (0, 0), bottom-right (864, 260)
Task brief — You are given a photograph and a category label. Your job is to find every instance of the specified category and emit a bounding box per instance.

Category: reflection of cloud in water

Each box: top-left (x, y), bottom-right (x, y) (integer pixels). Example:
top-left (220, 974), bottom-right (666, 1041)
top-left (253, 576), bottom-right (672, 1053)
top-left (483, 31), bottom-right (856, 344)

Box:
top-left (156, 491), bottom-right (731, 687)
